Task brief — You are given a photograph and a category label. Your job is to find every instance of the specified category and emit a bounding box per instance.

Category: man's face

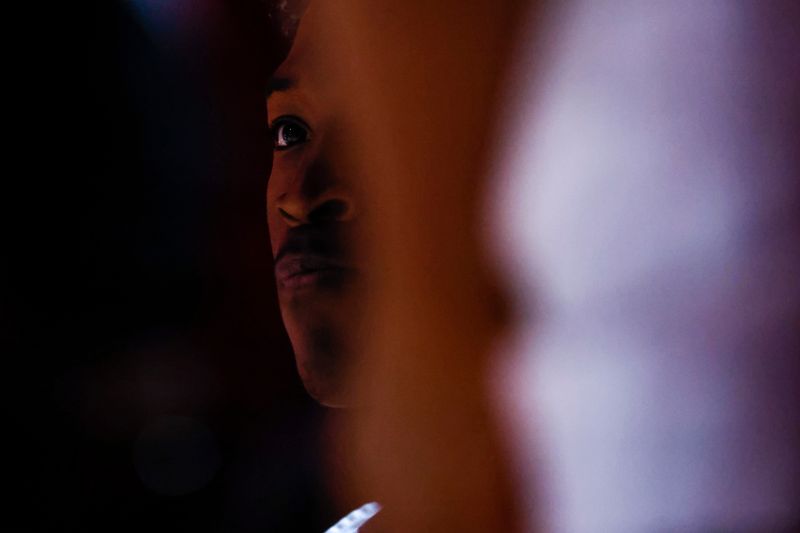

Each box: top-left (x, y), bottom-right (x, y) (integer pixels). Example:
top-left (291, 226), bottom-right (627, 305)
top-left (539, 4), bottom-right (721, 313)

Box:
top-left (266, 10), bottom-right (362, 407)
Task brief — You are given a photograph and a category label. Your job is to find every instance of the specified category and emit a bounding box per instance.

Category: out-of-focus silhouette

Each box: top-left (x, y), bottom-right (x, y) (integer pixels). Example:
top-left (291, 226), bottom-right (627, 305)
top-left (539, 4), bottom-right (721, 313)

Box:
top-left (294, 1), bottom-right (800, 532)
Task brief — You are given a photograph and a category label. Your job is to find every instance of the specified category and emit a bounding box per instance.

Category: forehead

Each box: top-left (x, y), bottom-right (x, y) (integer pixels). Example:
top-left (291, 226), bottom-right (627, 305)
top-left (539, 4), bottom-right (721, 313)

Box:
top-left (270, 10), bottom-right (327, 96)
top-left (268, 7), bottom-right (354, 109)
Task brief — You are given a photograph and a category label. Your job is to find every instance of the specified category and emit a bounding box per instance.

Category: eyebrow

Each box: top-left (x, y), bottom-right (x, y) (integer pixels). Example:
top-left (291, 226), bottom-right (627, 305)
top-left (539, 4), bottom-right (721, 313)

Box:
top-left (266, 76), bottom-right (294, 97)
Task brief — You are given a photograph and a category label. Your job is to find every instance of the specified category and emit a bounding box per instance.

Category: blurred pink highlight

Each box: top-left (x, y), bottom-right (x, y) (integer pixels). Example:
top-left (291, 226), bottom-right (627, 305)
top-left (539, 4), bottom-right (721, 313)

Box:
top-left (490, 1), bottom-right (800, 531)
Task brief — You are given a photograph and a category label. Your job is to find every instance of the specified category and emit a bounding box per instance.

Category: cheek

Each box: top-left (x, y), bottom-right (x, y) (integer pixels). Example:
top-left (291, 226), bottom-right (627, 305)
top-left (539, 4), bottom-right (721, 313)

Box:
top-left (265, 181), bottom-right (282, 257)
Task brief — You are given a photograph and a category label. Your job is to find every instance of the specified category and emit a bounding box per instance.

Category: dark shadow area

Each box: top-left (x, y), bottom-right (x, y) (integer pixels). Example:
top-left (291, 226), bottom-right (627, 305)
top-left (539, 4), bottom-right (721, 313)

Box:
top-left (5, 1), bottom-right (334, 531)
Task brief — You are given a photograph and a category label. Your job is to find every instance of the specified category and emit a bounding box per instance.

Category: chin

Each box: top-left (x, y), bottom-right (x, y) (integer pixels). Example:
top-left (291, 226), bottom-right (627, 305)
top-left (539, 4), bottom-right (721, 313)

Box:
top-left (282, 299), bottom-right (354, 408)
top-left (297, 360), bottom-right (348, 408)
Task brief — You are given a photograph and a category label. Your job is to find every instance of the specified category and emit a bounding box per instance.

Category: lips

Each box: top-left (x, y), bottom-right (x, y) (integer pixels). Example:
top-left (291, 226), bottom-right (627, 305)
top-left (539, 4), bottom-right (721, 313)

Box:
top-left (275, 252), bottom-right (351, 289)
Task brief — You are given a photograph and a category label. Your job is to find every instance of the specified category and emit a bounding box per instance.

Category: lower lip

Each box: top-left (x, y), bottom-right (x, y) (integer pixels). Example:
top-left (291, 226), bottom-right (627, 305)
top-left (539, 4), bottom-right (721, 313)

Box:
top-left (279, 268), bottom-right (346, 289)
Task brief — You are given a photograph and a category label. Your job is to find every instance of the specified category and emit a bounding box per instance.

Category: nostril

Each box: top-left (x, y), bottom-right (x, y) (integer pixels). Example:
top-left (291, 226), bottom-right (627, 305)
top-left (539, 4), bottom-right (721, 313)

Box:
top-left (308, 199), bottom-right (351, 223)
top-left (278, 207), bottom-right (302, 224)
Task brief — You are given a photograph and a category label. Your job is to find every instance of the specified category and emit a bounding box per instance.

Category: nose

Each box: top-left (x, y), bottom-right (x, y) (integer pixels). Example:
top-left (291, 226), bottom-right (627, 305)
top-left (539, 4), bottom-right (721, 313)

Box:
top-left (275, 157), bottom-right (356, 227)
top-left (277, 193), bottom-right (355, 227)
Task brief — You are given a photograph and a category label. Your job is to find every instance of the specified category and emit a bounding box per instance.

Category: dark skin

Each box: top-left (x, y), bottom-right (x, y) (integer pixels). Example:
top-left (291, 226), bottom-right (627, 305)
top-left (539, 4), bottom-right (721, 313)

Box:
top-left (266, 12), bottom-right (379, 525)
top-left (267, 6), bottom-right (518, 530)
top-left (266, 7), bottom-right (363, 408)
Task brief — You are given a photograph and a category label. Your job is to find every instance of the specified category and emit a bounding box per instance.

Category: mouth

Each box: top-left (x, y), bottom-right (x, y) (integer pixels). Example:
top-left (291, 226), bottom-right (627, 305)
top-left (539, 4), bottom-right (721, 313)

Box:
top-left (275, 253), bottom-right (353, 290)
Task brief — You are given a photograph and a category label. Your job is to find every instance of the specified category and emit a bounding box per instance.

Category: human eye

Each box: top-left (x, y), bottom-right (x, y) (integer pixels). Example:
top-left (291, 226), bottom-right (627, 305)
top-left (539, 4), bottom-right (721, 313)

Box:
top-left (270, 115), bottom-right (311, 151)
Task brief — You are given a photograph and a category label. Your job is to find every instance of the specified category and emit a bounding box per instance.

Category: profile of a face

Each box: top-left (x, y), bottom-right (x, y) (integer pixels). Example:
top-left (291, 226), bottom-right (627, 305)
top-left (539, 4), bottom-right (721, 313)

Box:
top-left (266, 8), bottom-right (362, 407)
